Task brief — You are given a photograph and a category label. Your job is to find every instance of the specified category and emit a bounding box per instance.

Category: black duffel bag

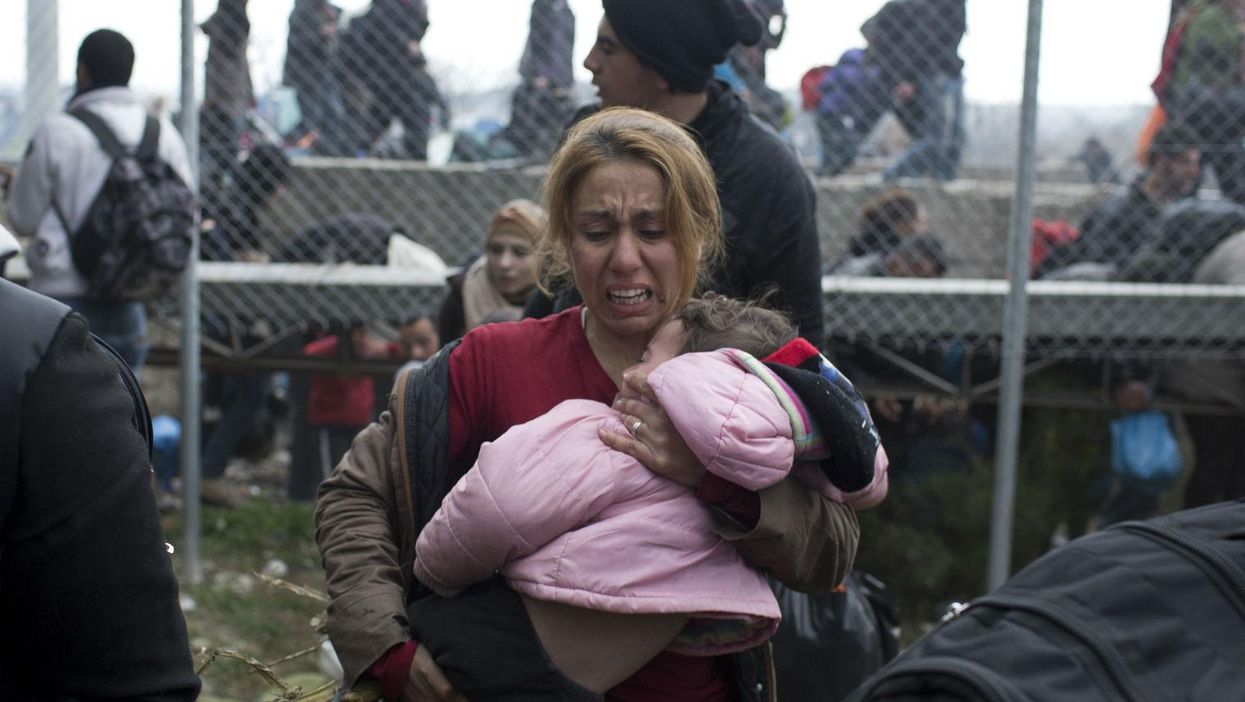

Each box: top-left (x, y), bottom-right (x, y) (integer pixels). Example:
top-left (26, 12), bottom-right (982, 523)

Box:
top-left (846, 500), bottom-right (1245, 702)
top-left (771, 572), bottom-right (900, 702)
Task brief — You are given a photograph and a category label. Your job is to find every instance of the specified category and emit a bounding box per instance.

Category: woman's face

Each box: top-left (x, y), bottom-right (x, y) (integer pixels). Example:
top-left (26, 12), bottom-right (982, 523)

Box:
top-left (485, 229), bottom-right (536, 300)
top-left (568, 160), bottom-right (682, 347)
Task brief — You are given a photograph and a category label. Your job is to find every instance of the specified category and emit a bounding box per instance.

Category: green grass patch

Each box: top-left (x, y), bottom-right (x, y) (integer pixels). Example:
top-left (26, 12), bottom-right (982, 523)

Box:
top-left (166, 500), bottom-right (334, 702)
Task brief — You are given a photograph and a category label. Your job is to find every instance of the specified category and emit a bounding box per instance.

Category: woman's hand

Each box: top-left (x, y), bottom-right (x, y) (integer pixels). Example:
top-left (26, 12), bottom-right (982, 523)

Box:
top-left (599, 367), bottom-right (705, 488)
top-left (402, 646), bottom-right (465, 702)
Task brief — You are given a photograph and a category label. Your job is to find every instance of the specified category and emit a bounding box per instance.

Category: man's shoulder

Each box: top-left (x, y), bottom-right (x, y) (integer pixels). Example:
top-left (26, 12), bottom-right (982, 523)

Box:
top-left (718, 114), bottom-right (806, 192)
top-left (30, 111), bottom-right (95, 151)
top-left (1086, 184), bottom-right (1148, 221)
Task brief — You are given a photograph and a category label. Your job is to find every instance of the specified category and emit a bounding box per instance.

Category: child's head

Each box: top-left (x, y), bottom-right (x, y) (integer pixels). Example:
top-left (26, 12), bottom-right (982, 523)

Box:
top-left (632, 294), bottom-right (798, 374)
top-left (399, 312), bottom-right (440, 362)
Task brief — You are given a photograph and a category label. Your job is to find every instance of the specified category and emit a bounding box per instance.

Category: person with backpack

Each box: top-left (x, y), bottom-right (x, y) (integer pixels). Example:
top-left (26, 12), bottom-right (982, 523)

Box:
top-left (5, 29), bottom-right (194, 374)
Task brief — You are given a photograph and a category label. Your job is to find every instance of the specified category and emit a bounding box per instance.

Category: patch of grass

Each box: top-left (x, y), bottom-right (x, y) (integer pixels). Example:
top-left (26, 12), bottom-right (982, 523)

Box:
top-left (166, 499), bottom-right (334, 702)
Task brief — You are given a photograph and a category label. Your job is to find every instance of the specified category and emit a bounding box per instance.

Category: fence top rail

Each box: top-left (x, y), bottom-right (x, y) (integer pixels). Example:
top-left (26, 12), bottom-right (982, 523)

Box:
top-left (8, 261), bottom-right (1245, 357)
top-left (198, 261), bottom-right (448, 287)
top-left (823, 276), bottom-right (1245, 299)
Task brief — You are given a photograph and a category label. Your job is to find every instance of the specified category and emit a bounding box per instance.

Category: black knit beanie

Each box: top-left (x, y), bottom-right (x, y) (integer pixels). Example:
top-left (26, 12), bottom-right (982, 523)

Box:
top-left (602, 0), bottom-right (764, 93)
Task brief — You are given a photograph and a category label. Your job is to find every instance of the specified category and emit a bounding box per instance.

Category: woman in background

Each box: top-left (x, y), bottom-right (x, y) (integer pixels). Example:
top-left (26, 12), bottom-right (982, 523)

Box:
top-left (438, 198), bottom-right (544, 341)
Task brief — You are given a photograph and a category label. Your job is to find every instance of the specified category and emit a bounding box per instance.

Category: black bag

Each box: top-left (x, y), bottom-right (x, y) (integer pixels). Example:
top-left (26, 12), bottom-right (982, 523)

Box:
top-left (771, 572), bottom-right (900, 702)
top-left (60, 108), bottom-right (195, 301)
top-left (846, 500), bottom-right (1245, 702)
top-left (1122, 199), bottom-right (1245, 283)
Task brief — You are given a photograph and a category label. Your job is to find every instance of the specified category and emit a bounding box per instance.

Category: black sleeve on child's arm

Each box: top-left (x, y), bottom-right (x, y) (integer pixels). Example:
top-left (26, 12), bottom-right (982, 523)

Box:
top-left (6, 313), bottom-right (200, 701)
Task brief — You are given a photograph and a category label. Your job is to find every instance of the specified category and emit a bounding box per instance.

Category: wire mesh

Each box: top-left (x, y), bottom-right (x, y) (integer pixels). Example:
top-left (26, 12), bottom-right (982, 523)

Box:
top-left (3, 0), bottom-right (1245, 363)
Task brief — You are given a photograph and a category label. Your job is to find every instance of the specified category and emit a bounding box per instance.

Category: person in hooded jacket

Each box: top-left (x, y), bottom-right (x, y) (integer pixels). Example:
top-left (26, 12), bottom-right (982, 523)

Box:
top-left (525, 0), bottom-right (826, 350)
top-left (438, 199), bottom-right (544, 343)
top-left (408, 295), bottom-right (886, 700)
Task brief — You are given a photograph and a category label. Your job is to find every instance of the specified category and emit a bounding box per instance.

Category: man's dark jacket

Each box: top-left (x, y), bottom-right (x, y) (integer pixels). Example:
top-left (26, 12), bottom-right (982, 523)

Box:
top-left (864, 0), bottom-right (967, 87)
top-left (1036, 179), bottom-right (1166, 278)
top-left (0, 278), bottom-right (200, 701)
top-left (531, 82), bottom-right (826, 346)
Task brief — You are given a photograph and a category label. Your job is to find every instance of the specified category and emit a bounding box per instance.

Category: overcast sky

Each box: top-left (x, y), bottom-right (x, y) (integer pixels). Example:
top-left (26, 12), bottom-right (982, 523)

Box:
top-left (1, 0), bottom-right (1170, 107)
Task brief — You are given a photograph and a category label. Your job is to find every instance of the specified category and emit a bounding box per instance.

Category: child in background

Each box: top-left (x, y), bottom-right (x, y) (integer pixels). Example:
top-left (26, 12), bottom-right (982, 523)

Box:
top-left (409, 295), bottom-right (888, 699)
top-left (302, 324), bottom-right (400, 482)
top-left (395, 311), bottom-right (441, 378)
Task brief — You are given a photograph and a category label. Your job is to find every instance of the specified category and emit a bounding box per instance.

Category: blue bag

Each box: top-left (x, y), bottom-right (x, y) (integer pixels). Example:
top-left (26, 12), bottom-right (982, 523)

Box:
top-left (1109, 410), bottom-right (1183, 493)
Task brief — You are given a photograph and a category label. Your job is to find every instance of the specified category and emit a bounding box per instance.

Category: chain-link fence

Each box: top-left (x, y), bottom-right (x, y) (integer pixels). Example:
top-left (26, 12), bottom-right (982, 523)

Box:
top-left (5, 0), bottom-right (1245, 685)
top-left (5, 0), bottom-right (1245, 361)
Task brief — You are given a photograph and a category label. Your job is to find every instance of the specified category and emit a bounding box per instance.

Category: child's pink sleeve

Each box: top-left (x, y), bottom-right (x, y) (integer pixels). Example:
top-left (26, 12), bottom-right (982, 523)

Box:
top-left (792, 445), bottom-right (890, 510)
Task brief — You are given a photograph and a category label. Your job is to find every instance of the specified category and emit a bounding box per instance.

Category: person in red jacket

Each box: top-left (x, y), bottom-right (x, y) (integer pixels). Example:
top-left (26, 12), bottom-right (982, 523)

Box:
top-left (303, 325), bottom-right (401, 481)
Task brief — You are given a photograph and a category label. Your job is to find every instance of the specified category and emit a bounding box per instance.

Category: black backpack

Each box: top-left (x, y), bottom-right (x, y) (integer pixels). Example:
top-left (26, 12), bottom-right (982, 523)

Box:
top-left (57, 108), bottom-right (195, 301)
top-left (846, 501), bottom-right (1245, 702)
top-left (771, 572), bottom-right (900, 702)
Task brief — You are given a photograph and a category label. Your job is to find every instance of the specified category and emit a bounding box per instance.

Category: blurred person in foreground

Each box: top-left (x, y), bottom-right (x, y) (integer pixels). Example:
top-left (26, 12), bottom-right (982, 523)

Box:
top-left (5, 29), bottom-right (193, 374)
top-left (438, 199), bottom-right (544, 343)
top-left (315, 107), bottom-right (859, 702)
top-left (526, 0), bottom-right (826, 349)
top-left (0, 236), bottom-right (200, 700)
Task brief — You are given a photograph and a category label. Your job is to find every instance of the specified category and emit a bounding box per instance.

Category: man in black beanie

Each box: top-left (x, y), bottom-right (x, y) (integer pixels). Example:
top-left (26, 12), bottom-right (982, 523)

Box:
top-left (529, 0), bottom-right (826, 350)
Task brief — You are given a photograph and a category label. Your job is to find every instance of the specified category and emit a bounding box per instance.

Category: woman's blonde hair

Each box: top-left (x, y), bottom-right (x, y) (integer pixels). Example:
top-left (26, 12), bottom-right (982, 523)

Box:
top-left (537, 107), bottom-right (724, 314)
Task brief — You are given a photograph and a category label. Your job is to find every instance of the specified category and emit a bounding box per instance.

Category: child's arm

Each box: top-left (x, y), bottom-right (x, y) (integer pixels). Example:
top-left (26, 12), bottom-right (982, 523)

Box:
top-left (412, 408), bottom-right (619, 597)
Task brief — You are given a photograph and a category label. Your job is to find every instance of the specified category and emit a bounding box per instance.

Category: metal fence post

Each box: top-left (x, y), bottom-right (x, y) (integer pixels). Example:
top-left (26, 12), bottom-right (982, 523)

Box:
top-left (987, 0), bottom-right (1044, 591)
top-left (22, 0), bottom-right (58, 146)
top-left (178, 0), bottom-right (203, 586)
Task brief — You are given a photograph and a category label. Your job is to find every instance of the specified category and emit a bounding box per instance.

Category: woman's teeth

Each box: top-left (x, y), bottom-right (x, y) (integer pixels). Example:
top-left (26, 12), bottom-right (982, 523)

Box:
top-left (607, 289), bottom-right (652, 305)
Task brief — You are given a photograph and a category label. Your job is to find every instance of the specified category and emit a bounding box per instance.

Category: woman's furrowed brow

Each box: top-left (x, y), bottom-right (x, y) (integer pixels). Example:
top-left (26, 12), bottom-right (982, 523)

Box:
top-left (575, 210), bottom-right (619, 222)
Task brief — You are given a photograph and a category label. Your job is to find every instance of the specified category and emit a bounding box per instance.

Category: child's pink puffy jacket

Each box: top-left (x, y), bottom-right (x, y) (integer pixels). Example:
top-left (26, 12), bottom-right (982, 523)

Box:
top-left (412, 349), bottom-right (888, 655)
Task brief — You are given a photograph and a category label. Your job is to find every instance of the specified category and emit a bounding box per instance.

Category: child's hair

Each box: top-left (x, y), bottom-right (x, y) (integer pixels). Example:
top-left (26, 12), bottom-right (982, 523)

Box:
top-left (673, 293), bottom-right (798, 359)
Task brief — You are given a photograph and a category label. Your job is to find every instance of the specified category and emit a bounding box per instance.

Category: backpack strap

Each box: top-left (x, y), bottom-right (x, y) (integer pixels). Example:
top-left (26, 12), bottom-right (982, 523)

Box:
top-left (136, 117), bottom-right (161, 161)
top-left (67, 107), bottom-right (130, 160)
